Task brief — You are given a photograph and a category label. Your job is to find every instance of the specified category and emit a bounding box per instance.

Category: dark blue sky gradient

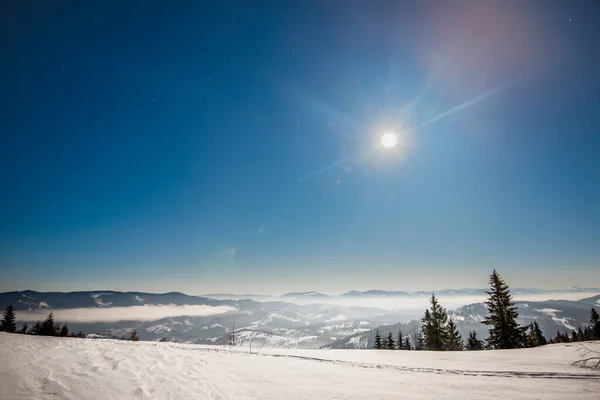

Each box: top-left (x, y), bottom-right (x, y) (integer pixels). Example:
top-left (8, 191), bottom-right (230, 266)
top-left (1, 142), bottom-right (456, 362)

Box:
top-left (1, 1), bottom-right (600, 293)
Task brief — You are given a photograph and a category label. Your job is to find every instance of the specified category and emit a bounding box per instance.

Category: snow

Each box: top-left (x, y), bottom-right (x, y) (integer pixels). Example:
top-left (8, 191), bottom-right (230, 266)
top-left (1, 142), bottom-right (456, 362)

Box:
top-left (1, 333), bottom-right (598, 400)
top-left (39, 302), bottom-right (49, 308)
top-left (146, 324), bottom-right (172, 334)
top-left (324, 314), bottom-right (347, 322)
top-left (90, 293), bottom-right (112, 307)
top-left (535, 308), bottom-right (576, 330)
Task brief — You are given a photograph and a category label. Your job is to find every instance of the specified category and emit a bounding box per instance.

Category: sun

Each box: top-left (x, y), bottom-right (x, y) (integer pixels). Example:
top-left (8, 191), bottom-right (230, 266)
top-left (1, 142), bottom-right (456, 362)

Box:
top-left (381, 133), bottom-right (398, 149)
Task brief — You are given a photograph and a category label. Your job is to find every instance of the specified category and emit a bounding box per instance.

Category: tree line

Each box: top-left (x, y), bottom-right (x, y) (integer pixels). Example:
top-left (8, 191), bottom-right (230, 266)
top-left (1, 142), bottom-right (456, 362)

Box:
top-left (373, 270), bottom-right (600, 351)
top-left (0, 307), bottom-right (140, 341)
top-left (553, 307), bottom-right (600, 344)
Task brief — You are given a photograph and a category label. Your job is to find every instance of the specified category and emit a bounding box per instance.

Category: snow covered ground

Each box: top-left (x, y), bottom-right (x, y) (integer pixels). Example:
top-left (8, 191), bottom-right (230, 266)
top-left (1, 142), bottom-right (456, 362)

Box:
top-left (1, 332), bottom-right (599, 399)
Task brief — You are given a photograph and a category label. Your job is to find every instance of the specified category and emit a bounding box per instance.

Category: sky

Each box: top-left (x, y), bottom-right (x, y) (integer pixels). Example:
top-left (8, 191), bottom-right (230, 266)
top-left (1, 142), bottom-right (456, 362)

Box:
top-left (1, 1), bottom-right (600, 294)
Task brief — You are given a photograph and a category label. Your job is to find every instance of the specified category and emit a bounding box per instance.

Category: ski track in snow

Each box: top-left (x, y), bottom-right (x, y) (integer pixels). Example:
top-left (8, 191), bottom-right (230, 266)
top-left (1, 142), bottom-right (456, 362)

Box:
top-left (1, 333), bottom-right (599, 400)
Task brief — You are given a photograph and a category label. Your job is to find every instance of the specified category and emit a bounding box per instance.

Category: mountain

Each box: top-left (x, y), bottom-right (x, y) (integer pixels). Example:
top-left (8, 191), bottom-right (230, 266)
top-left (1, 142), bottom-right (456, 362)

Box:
top-left (0, 290), bottom-right (408, 348)
top-left (3, 290), bottom-right (598, 349)
top-left (342, 290), bottom-right (411, 298)
top-left (341, 288), bottom-right (600, 299)
top-left (0, 290), bottom-right (231, 311)
top-left (326, 295), bottom-right (600, 349)
top-left (279, 291), bottom-right (331, 299)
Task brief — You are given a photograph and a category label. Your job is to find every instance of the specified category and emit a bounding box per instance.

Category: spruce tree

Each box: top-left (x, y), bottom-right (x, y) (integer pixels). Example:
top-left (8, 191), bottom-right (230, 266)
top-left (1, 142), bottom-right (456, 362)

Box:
top-left (577, 327), bottom-right (584, 342)
top-left (571, 329), bottom-right (578, 343)
top-left (412, 328), bottom-right (425, 350)
top-left (373, 329), bottom-right (383, 349)
top-left (404, 336), bottom-right (411, 350)
top-left (30, 321), bottom-right (42, 335)
top-left (40, 312), bottom-right (56, 336)
top-left (0, 305), bottom-right (16, 333)
top-left (386, 331), bottom-right (395, 350)
top-left (446, 318), bottom-right (463, 350)
top-left (583, 326), bottom-right (592, 341)
top-left (130, 329), bottom-right (140, 341)
top-left (396, 330), bottom-right (404, 350)
top-left (482, 270), bottom-right (523, 349)
top-left (228, 323), bottom-right (236, 346)
top-left (465, 330), bottom-right (484, 350)
top-left (590, 308), bottom-right (600, 339)
top-left (421, 294), bottom-right (449, 351)
top-left (525, 321), bottom-right (546, 347)
top-left (59, 324), bottom-right (69, 337)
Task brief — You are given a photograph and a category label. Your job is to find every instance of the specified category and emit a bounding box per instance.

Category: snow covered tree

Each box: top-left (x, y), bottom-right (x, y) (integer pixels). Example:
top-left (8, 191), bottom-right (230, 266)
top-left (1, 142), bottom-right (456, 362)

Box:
top-left (421, 294), bottom-right (449, 351)
top-left (396, 330), bottom-right (404, 350)
top-left (0, 305), bottom-right (16, 333)
top-left (373, 329), bottom-right (383, 349)
top-left (590, 308), bottom-right (600, 339)
top-left (403, 336), bottom-right (412, 350)
top-left (40, 312), bottom-right (56, 336)
top-left (465, 330), bottom-right (484, 350)
top-left (446, 318), bottom-right (463, 351)
top-left (129, 330), bottom-right (140, 341)
top-left (385, 331), bottom-right (395, 349)
top-left (482, 270), bottom-right (523, 349)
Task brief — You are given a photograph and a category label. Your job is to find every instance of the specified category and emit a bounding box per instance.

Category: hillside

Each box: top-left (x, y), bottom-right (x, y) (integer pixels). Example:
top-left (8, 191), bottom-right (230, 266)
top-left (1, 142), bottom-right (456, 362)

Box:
top-left (1, 332), bottom-right (599, 399)
top-left (327, 295), bottom-right (600, 349)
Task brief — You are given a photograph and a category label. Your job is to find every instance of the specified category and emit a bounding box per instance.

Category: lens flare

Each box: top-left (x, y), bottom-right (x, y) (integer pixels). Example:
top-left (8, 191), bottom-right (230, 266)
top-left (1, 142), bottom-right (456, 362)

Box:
top-left (381, 133), bottom-right (398, 148)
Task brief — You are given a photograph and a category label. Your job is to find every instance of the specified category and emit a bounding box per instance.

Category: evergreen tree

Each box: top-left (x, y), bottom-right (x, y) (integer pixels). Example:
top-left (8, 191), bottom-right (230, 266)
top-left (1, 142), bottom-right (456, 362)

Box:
top-left (553, 330), bottom-right (570, 343)
top-left (228, 323), bottom-right (237, 346)
top-left (40, 312), bottom-right (56, 336)
top-left (526, 321), bottom-right (547, 347)
top-left (571, 329), bottom-right (578, 343)
top-left (465, 330), bottom-right (484, 350)
top-left (533, 321), bottom-right (547, 346)
top-left (386, 331), bottom-right (395, 350)
top-left (412, 328), bottom-right (425, 350)
top-left (373, 329), bottom-right (383, 349)
top-left (396, 330), bottom-right (404, 350)
top-left (446, 318), bottom-right (463, 350)
top-left (404, 336), bottom-right (412, 350)
top-left (577, 327), bottom-right (585, 342)
top-left (482, 270), bottom-right (523, 349)
top-left (129, 330), bottom-right (140, 341)
top-left (421, 294), bottom-right (449, 351)
top-left (590, 308), bottom-right (600, 339)
top-left (29, 321), bottom-right (42, 335)
top-left (0, 305), bottom-right (17, 333)
top-left (18, 323), bottom-right (28, 334)
top-left (59, 324), bottom-right (69, 337)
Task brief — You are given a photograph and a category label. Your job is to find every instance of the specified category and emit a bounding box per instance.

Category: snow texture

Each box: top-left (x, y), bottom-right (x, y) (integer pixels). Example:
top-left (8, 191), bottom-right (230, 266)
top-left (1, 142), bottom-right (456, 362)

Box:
top-left (0, 332), bottom-right (598, 400)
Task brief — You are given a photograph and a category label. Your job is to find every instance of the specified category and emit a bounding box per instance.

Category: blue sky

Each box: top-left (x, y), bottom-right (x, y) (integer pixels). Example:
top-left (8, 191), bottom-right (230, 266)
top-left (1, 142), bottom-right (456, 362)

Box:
top-left (1, 1), bottom-right (600, 294)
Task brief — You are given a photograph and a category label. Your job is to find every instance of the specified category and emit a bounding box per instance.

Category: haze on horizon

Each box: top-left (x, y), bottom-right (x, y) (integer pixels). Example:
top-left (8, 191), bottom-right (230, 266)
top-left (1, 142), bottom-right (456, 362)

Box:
top-left (2, 1), bottom-right (600, 294)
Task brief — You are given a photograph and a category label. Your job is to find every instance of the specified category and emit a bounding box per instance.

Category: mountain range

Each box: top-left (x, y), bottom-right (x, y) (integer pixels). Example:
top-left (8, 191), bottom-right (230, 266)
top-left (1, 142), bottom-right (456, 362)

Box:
top-left (1, 289), bottom-right (598, 349)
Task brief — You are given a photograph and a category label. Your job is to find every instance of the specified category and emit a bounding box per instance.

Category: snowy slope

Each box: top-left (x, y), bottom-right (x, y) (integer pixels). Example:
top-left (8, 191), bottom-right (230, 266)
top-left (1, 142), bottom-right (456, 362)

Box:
top-left (1, 333), bottom-right (599, 400)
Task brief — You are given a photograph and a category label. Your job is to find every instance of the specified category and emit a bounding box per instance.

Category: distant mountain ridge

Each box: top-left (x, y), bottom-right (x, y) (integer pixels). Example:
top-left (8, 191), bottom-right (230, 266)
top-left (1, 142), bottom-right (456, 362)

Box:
top-left (325, 294), bottom-right (600, 349)
top-left (0, 290), bottom-right (231, 311)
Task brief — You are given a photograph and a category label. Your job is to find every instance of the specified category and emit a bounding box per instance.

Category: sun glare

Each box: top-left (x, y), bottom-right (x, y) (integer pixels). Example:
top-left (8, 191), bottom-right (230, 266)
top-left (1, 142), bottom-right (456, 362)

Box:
top-left (381, 133), bottom-right (398, 149)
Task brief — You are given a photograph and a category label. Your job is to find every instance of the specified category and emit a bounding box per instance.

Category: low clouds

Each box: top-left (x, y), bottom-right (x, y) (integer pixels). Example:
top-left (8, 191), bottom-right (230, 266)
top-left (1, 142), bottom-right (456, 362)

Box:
top-left (17, 304), bottom-right (236, 323)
